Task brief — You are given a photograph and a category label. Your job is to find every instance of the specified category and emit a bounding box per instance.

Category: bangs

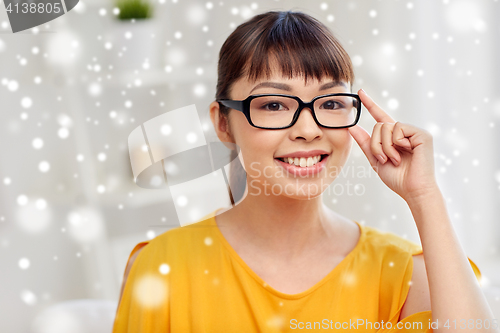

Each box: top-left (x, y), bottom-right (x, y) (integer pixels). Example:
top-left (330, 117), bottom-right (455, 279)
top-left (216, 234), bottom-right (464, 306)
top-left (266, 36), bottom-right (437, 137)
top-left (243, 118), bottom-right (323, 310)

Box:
top-left (242, 12), bottom-right (354, 85)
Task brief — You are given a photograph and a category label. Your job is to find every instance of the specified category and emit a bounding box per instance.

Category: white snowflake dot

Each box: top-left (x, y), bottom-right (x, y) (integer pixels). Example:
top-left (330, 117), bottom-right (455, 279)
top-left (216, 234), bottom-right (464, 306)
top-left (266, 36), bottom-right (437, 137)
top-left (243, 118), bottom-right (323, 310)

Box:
top-left (17, 195), bottom-right (28, 206)
top-left (38, 161), bottom-right (50, 173)
top-left (32, 138), bottom-right (44, 149)
top-left (35, 199), bottom-right (47, 210)
top-left (58, 128), bottom-right (69, 139)
top-left (21, 97), bottom-right (32, 109)
top-left (19, 258), bottom-right (30, 269)
top-left (193, 83), bottom-right (206, 97)
top-left (352, 55), bottom-right (363, 67)
top-left (96, 185), bottom-right (106, 193)
top-left (161, 124), bottom-right (172, 136)
top-left (387, 99), bottom-right (399, 110)
top-left (176, 196), bottom-right (188, 207)
top-left (8, 80), bottom-right (19, 91)
top-left (20, 290), bottom-right (37, 306)
top-left (186, 132), bottom-right (197, 143)
top-left (159, 263), bottom-right (170, 275)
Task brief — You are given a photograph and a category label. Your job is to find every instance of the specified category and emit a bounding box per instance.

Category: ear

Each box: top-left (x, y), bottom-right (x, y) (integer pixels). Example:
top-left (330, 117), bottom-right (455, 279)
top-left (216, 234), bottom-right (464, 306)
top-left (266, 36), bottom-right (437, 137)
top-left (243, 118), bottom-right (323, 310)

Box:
top-left (209, 101), bottom-right (235, 146)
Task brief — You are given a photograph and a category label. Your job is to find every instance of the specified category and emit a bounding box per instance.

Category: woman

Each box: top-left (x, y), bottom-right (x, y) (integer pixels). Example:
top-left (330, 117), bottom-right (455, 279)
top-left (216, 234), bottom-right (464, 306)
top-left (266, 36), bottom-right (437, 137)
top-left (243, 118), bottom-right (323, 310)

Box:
top-left (113, 10), bottom-right (497, 332)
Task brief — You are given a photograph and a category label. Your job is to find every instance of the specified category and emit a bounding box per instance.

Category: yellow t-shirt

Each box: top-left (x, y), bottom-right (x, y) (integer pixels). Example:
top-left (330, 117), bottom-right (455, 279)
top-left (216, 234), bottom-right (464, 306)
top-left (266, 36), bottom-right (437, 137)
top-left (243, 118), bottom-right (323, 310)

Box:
top-left (112, 210), bottom-right (481, 333)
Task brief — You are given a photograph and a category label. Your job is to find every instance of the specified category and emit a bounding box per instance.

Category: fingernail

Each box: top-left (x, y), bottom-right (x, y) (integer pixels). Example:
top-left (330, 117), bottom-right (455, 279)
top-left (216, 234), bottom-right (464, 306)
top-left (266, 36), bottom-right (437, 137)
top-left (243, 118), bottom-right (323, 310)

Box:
top-left (391, 157), bottom-right (398, 165)
top-left (377, 155), bottom-right (386, 163)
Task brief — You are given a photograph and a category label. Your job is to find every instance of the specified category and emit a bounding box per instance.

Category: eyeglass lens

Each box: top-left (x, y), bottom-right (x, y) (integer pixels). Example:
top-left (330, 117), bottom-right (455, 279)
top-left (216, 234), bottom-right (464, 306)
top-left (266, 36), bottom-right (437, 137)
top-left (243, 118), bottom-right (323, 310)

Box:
top-left (249, 95), bottom-right (358, 128)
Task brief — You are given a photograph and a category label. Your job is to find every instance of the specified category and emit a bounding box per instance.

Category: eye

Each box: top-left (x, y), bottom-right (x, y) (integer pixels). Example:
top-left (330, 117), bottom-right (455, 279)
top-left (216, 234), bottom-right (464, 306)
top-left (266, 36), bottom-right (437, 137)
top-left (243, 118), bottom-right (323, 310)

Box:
top-left (263, 102), bottom-right (287, 111)
top-left (321, 100), bottom-right (343, 110)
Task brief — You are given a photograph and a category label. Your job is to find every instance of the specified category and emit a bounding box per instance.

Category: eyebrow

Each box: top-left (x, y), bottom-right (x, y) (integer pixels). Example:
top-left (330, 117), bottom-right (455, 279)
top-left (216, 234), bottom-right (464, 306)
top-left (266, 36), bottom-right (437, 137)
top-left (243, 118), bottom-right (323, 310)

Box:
top-left (249, 81), bottom-right (348, 94)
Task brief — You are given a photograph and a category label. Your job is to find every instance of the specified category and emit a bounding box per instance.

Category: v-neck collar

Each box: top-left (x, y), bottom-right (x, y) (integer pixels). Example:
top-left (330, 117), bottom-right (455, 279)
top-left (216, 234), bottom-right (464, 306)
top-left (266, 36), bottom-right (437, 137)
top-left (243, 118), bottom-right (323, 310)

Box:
top-left (208, 210), bottom-right (365, 300)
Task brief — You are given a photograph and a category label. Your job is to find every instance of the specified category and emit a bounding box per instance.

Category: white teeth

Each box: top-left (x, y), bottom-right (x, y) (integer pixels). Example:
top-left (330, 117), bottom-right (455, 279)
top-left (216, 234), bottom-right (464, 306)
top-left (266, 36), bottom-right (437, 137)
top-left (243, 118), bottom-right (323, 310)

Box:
top-left (279, 155), bottom-right (324, 167)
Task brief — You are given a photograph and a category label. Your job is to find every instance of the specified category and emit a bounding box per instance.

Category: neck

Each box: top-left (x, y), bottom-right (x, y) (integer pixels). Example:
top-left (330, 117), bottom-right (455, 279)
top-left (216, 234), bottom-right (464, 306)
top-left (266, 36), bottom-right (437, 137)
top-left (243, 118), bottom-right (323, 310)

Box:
top-left (221, 185), bottom-right (337, 258)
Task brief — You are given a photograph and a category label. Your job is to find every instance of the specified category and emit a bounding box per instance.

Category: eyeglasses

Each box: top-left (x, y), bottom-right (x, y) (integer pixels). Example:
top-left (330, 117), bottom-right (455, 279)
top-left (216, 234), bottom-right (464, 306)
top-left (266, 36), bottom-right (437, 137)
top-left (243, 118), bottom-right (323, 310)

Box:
top-left (217, 93), bottom-right (362, 130)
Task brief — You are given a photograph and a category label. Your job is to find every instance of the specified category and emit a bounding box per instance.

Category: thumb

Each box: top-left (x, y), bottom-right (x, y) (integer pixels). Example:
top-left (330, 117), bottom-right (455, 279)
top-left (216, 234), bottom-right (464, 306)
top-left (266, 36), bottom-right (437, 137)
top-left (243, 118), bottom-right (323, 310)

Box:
top-left (348, 124), bottom-right (378, 169)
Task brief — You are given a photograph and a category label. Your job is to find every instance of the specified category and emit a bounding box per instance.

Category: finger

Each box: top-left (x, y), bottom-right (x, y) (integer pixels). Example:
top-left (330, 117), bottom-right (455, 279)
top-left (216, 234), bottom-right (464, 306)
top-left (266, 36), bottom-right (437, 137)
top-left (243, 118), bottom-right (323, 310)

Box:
top-left (370, 122), bottom-right (387, 164)
top-left (347, 124), bottom-right (379, 169)
top-left (358, 89), bottom-right (396, 123)
top-left (393, 121), bottom-right (414, 151)
top-left (381, 122), bottom-right (401, 166)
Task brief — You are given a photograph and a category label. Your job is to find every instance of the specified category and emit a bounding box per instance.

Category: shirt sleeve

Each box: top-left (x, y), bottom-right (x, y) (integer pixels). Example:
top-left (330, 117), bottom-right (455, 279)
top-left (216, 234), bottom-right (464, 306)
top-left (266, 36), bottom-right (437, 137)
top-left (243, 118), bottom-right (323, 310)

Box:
top-left (112, 241), bottom-right (170, 333)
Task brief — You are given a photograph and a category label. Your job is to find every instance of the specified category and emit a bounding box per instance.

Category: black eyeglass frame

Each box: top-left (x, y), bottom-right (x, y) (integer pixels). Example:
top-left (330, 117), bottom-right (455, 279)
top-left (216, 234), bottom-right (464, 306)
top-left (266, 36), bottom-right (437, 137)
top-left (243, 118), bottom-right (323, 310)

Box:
top-left (216, 93), bottom-right (362, 130)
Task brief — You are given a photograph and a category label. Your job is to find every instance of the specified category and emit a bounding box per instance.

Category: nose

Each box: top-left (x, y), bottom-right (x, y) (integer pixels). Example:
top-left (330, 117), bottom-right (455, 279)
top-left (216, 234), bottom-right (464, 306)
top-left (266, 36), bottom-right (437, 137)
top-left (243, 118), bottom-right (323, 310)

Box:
top-left (289, 106), bottom-right (323, 141)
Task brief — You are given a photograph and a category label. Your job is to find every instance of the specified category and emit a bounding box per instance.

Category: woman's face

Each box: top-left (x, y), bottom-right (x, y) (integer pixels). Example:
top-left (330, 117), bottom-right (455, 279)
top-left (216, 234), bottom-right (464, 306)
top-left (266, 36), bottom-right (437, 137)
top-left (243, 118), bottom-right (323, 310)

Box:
top-left (218, 71), bottom-right (354, 200)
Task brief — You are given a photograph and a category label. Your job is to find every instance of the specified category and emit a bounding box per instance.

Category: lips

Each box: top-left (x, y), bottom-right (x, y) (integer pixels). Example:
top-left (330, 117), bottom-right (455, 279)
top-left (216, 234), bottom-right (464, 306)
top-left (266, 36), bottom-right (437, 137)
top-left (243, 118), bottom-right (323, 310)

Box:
top-left (274, 154), bottom-right (329, 177)
top-left (275, 149), bottom-right (330, 159)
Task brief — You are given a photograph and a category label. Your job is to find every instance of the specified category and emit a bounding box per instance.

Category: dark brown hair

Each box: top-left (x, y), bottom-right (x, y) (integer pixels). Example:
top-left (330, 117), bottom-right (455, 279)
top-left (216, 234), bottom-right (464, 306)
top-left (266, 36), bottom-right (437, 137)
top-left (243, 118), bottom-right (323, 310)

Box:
top-left (215, 10), bottom-right (355, 204)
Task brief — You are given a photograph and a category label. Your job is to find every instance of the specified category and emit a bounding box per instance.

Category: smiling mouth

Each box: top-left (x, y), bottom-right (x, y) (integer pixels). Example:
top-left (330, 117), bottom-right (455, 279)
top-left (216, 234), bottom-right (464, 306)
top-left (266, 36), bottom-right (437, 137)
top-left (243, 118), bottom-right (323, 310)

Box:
top-left (275, 154), bottom-right (328, 168)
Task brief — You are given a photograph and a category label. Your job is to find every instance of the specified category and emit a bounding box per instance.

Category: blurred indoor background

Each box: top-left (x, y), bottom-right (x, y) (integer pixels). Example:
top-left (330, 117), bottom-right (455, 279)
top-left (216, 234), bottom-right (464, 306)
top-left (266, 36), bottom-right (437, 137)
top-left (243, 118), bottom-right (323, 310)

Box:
top-left (0, 0), bottom-right (499, 331)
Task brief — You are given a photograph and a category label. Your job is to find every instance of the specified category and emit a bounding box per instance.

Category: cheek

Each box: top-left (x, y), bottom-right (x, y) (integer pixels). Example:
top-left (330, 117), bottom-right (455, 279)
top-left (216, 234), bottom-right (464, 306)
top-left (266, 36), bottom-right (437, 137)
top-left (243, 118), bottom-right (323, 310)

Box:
top-left (230, 116), bottom-right (282, 174)
top-left (329, 130), bottom-right (353, 152)
top-left (240, 133), bottom-right (282, 173)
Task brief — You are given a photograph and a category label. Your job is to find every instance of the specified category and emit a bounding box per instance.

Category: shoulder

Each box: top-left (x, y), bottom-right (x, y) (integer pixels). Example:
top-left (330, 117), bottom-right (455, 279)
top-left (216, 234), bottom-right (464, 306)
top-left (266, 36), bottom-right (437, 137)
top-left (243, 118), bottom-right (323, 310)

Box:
top-left (118, 216), bottom-right (217, 299)
top-left (360, 223), bottom-right (423, 257)
top-left (355, 224), bottom-right (430, 318)
top-left (127, 216), bottom-right (218, 268)
top-left (356, 224), bottom-right (423, 297)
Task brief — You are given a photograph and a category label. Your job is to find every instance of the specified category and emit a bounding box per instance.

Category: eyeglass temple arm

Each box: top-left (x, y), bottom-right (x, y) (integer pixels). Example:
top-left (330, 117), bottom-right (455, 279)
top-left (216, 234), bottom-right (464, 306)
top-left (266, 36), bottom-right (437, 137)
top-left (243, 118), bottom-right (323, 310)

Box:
top-left (217, 100), bottom-right (244, 112)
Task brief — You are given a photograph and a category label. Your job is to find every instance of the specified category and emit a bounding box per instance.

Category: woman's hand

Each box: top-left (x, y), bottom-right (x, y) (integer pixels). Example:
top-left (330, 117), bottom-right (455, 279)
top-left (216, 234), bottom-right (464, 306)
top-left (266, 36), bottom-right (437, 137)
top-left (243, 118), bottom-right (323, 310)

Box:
top-left (348, 89), bottom-right (439, 203)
